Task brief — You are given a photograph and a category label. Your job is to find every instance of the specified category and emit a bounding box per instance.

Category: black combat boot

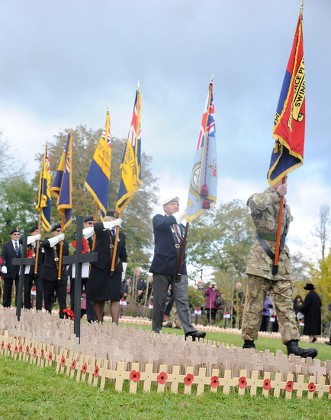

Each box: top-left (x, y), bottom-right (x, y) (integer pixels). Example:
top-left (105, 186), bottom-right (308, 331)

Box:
top-left (242, 340), bottom-right (256, 349)
top-left (286, 340), bottom-right (318, 359)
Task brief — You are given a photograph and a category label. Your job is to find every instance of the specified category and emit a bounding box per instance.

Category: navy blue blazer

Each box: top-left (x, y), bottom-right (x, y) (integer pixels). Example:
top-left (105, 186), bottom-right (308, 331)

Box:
top-left (1, 240), bottom-right (22, 279)
top-left (149, 213), bottom-right (187, 276)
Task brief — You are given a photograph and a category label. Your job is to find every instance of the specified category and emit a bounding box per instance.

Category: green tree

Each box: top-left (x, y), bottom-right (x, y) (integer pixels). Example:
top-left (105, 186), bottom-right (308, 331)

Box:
top-left (0, 176), bottom-right (36, 244)
top-left (186, 200), bottom-right (255, 281)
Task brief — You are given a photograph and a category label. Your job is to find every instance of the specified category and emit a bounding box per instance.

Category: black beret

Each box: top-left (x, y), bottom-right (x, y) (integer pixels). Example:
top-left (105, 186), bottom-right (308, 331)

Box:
top-left (51, 223), bottom-right (61, 232)
top-left (106, 210), bottom-right (119, 218)
top-left (29, 225), bottom-right (39, 233)
top-left (10, 228), bottom-right (20, 235)
top-left (83, 215), bottom-right (95, 223)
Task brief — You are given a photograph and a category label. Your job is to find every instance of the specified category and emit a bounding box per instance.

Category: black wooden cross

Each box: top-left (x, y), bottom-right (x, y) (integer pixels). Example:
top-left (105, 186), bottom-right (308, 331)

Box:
top-left (62, 216), bottom-right (98, 342)
top-left (12, 230), bottom-right (34, 321)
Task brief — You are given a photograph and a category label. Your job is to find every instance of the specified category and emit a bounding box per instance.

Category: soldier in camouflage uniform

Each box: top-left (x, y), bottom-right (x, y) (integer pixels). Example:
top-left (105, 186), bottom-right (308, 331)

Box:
top-left (241, 178), bottom-right (317, 358)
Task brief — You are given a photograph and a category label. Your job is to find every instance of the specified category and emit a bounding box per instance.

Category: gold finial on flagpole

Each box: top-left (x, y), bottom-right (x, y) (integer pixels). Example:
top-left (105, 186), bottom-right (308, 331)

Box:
top-left (300, 0), bottom-right (304, 13)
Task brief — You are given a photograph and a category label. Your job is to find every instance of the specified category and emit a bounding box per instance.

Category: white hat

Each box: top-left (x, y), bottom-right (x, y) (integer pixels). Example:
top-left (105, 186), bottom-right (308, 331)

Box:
top-left (162, 196), bottom-right (179, 205)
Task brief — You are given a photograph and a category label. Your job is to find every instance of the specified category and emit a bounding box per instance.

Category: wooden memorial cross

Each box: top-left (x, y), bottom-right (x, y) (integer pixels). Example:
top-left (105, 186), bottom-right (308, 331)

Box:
top-left (12, 230), bottom-right (34, 321)
top-left (62, 216), bottom-right (98, 342)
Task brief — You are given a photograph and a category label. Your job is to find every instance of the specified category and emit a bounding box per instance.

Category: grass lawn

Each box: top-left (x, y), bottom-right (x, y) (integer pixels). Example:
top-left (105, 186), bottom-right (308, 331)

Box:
top-left (0, 323), bottom-right (330, 419)
top-left (122, 322), bottom-right (331, 361)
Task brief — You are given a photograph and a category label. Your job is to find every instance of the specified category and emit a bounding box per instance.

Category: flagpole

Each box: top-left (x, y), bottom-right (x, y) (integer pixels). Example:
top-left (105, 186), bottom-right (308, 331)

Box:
top-left (34, 213), bottom-right (42, 276)
top-left (35, 148), bottom-right (45, 276)
top-left (272, 177), bottom-right (286, 275)
top-left (176, 222), bottom-right (189, 280)
top-left (110, 217), bottom-right (121, 276)
top-left (57, 217), bottom-right (64, 280)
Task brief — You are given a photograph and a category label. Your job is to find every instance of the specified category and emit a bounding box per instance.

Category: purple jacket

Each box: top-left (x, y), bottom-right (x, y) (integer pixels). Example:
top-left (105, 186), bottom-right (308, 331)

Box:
top-left (205, 287), bottom-right (219, 309)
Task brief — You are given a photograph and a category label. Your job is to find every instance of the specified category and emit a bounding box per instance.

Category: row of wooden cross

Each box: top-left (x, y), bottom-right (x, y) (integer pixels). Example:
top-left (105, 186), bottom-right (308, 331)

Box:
top-left (13, 216), bottom-right (97, 342)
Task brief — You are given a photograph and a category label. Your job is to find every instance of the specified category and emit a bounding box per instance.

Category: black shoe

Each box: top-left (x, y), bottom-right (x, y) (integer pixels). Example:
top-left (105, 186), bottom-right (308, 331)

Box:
top-left (185, 330), bottom-right (206, 341)
top-left (286, 340), bottom-right (317, 359)
top-left (242, 340), bottom-right (255, 349)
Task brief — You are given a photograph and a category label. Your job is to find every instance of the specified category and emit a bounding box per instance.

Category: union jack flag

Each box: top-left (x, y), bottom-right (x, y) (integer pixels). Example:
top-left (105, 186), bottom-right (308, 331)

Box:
top-left (184, 78), bottom-right (217, 222)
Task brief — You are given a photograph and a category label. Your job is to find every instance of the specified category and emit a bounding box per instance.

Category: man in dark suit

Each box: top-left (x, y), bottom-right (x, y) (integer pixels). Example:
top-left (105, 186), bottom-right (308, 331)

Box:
top-left (150, 196), bottom-right (206, 340)
top-left (85, 210), bottom-right (127, 324)
top-left (70, 215), bottom-right (97, 322)
top-left (24, 225), bottom-right (43, 310)
top-left (40, 224), bottom-right (69, 318)
top-left (1, 227), bottom-right (22, 307)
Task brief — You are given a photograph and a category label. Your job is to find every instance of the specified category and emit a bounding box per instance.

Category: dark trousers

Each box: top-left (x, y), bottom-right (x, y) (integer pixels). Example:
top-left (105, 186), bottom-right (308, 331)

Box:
top-left (70, 277), bottom-right (96, 322)
top-left (2, 277), bottom-right (19, 307)
top-left (42, 278), bottom-right (67, 318)
top-left (206, 308), bottom-right (217, 323)
top-left (152, 273), bottom-right (195, 334)
top-left (260, 315), bottom-right (270, 332)
top-left (24, 274), bottom-right (43, 310)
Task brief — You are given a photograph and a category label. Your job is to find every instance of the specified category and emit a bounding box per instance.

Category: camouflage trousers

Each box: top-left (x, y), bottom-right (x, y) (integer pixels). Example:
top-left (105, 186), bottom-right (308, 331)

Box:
top-left (241, 275), bottom-right (300, 344)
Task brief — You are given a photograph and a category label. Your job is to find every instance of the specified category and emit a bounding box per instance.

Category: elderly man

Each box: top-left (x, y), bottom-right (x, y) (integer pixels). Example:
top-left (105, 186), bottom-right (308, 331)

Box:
top-left (150, 195), bottom-right (206, 340)
top-left (241, 179), bottom-right (317, 358)
top-left (1, 228), bottom-right (22, 307)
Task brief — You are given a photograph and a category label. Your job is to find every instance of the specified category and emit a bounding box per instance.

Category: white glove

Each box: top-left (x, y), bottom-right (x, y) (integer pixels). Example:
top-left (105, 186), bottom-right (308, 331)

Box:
top-left (48, 234), bottom-right (65, 248)
top-left (103, 218), bottom-right (123, 230)
top-left (27, 234), bottom-right (41, 245)
top-left (83, 226), bottom-right (94, 239)
top-left (1, 266), bottom-right (7, 274)
top-left (122, 262), bottom-right (127, 276)
top-left (173, 210), bottom-right (185, 224)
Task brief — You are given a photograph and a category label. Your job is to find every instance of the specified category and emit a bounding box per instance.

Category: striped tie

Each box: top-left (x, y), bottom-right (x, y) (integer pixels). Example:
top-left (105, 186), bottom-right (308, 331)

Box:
top-left (15, 241), bottom-right (19, 255)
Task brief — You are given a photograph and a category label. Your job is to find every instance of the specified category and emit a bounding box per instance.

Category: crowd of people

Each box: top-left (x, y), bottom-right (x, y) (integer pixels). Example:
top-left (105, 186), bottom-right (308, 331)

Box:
top-left (0, 186), bottom-right (325, 356)
top-left (0, 212), bottom-right (126, 324)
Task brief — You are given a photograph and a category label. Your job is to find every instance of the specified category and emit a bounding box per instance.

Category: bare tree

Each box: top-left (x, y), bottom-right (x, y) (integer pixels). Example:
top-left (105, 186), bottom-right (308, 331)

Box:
top-left (0, 133), bottom-right (24, 179)
top-left (315, 204), bottom-right (330, 260)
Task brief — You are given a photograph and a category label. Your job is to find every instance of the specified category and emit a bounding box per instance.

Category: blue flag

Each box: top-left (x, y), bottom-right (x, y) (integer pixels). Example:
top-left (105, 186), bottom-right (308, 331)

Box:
top-left (85, 111), bottom-right (111, 220)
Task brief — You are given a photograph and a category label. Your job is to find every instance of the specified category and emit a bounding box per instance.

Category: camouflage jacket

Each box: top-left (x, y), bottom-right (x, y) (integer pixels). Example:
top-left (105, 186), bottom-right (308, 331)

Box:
top-left (245, 187), bottom-right (293, 280)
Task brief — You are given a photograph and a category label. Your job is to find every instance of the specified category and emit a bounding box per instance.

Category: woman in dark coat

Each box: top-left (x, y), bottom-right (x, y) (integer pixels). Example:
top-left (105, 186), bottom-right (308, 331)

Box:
top-left (301, 283), bottom-right (322, 342)
top-left (87, 211), bottom-right (127, 324)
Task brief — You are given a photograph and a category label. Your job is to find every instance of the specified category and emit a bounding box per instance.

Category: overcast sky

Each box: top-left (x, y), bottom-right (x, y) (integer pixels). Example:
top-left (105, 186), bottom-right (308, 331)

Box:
top-left (0, 1), bottom-right (330, 260)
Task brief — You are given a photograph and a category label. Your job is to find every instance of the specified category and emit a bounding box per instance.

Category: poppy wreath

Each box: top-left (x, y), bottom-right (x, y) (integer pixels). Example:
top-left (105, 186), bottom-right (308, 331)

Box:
top-left (71, 238), bottom-right (90, 254)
